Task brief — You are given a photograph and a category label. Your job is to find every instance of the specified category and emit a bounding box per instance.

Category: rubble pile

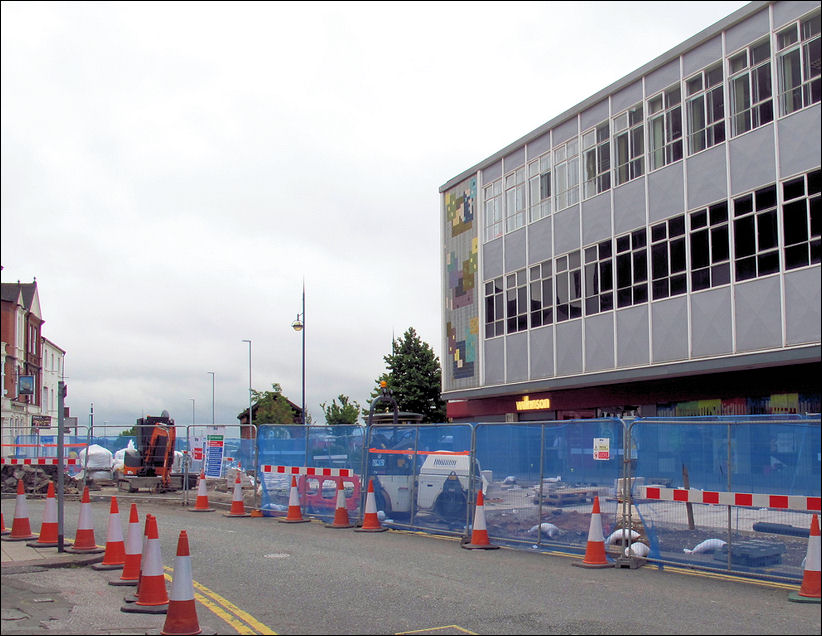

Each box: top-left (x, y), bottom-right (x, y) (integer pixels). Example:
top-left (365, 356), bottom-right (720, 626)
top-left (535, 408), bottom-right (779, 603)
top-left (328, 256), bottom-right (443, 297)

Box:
top-left (1, 465), bottom-right (83, 495)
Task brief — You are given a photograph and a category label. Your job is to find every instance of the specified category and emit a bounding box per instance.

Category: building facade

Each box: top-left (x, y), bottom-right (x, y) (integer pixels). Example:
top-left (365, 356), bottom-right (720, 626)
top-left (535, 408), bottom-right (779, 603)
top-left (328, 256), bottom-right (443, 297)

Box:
top-left (1, 278), bottom-right (70, 451)
top-left (440, 1), bottom-right (821, 422)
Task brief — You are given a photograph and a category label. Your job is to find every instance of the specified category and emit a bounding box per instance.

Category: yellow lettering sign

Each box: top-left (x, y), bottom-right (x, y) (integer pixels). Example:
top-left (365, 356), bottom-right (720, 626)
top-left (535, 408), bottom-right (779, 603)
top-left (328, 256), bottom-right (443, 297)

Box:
top-left (515, 395), bottom-right (551, 411)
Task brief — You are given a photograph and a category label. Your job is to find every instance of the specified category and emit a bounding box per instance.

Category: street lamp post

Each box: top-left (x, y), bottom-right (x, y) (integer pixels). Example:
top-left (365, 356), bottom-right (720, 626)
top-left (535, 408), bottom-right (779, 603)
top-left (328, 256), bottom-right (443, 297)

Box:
top-left (242, 340), bottom-right (252, 432)
top-left (291, 283), bottom-right (305, 425)
top-left (189, 398), bottom-right (195, 426)
top-left (207, 371), bottom-right (215, 427)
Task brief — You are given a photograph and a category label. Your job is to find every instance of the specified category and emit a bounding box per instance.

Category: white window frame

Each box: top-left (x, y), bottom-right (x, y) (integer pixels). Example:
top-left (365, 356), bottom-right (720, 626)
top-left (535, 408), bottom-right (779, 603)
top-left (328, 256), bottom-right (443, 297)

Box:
top-left (776, 11), bottom-right (821, 116)
top-left (685, 63), bottom-right (726, 155)
top-left (648, 84), bottom-right (683, 171)
top-left (483, 179), bottom-right (503, 242)
top-left (613, 103), bottom-right (644, 185)
top-left (553, 138), bottom-right (579, 211)
top-left (728, 38), bottom-right (774, 137)
top-left (582, 120), bottom-right (611, 199)
top-left (504, 167), bottom-right (526, 233)
top-left (528, 153), bottom-right (552, 223)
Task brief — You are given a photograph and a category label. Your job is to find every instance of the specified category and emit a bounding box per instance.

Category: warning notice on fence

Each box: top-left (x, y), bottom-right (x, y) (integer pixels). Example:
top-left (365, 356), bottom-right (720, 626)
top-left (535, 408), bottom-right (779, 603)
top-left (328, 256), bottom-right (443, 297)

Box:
top-left (593, 437), bottom-right (610, 461)
top-left (204, 430), bottom-right (225, 477)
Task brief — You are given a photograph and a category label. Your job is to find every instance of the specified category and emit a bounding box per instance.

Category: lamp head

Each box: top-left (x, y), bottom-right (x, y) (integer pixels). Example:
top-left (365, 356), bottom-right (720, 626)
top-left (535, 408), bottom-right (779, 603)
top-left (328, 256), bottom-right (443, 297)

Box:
top-left (291, 315), bottom-right (304, 332)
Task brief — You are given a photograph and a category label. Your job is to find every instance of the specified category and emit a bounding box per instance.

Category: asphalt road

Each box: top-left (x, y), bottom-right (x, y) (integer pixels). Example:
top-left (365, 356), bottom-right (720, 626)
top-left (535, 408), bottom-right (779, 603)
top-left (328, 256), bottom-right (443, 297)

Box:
top-left (2, 494), bottom-right (820, 635)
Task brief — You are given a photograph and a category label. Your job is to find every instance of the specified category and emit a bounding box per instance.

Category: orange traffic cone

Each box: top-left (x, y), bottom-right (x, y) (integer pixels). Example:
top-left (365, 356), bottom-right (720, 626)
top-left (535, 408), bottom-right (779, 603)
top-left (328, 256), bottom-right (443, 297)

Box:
top-left (573, 496), bottom-right (612, 568)
top-left (66, 486), bottom-right (104, 553)
top-left (161, 531), bottom-right (202, 635)
top-left (122, 514), bottom-right (168, 614)
top-left (325, 481), bottom-right (355, 529)
top-left (224, 473), bottom-right (250, 518)
top-left (110, 504), bottom-right (142, 587)
top-left (190, 472), bottom-right (215, 512)
top-left (789, 514), bottom-right (821, 603)
top-left (354, 479), bottom-right (388, 533)
top-left (278, 476), bottom-right (310, 523)
top-left (123, 514), bottom-right (152, 602)
top-left (461, 489), bottom-right (499, 550)
top-left (92, 496), bottom-right (126, 570)
top-left (28, 481), bottom-right (60, 547)
top-left (3, 480), bottom-right (37, 541)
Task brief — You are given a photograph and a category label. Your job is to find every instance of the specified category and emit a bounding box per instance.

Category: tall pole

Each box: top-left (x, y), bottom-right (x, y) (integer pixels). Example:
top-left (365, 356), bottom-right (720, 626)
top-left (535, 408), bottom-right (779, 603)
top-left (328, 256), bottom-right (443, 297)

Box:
top-left (242, 340), bottom-right (252, 432)
top-left (189, 398), bottom-right (195, 427)
top-left (301, 282), bottom-right (305, 425)
top-left (207, 371), bottom-right (215, 426)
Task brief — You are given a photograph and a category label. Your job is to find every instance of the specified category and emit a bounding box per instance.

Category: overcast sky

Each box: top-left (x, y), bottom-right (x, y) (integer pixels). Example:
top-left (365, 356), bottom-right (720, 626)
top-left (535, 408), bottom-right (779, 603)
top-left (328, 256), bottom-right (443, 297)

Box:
top-left (1, 1), bottom-right (749, 432)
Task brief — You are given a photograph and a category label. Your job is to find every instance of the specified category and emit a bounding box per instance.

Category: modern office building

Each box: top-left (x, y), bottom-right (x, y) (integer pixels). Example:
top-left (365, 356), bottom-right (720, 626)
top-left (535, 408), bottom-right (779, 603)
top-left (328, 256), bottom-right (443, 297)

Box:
top-left (439, 1), bottom-right (821, 422)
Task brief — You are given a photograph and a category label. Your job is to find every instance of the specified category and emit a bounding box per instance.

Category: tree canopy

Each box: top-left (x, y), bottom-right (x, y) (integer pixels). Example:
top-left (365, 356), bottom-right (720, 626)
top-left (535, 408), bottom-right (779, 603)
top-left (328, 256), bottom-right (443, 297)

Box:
top-left (321, 394), bottom-right (362, 425)
top-left (366, 327), bottom-right (446, 423)
top-left (249, 383), bottom-right (303, 424)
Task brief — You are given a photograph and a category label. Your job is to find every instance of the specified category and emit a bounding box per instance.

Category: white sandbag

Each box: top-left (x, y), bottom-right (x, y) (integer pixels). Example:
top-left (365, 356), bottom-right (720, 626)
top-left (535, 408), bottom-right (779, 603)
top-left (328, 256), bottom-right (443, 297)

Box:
top-left (527, 522), bottom-right (561, 538)
top-left (683, 538), bottom-right (726, 554)
top-left (625, 542), bottom-right (650, 557)
top-left (79, 444), bottom-right (114, 469)
top-left (606, 528), bottom-right (641, 545)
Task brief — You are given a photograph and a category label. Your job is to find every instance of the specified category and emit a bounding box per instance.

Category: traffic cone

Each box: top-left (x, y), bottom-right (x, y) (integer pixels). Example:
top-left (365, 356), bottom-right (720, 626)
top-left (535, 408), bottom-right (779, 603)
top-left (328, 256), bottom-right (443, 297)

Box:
top-left (110, 504), bottom-right (142, 586)
top-left (325, 481), bottom-right (355, 529)
top-left (354, 478), bottom-right (387, 533)
top-left (92, 496), bottom-right (126, 570)
top-left (123, 514), bottom-right (152, 601)
top-left (28, 481), bottom-right (60, 547)
top-left (789, 514), bottom-right (821, 603)
top-left (3, 480), bottom-right (37, 541)
top-left (161, 531), bottom-right (202, 635)
top-left (278, 476), bottom-right (310, 523)
top-left (572, 496), bottom-right (612, 568)
top-left (66, 486), bottom-right (104, 553)
top-left (122, 514), bottom-right (169, 614)
top-left (461, 489), bottom-right (499, 550)
top-left (224, 473), bottom-right (251, 518)
top-left (190, 472), bottom-right (215, 512)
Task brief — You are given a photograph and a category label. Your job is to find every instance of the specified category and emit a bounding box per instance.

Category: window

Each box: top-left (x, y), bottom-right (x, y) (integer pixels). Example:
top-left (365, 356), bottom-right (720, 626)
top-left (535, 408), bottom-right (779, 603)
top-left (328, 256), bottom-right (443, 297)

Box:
top-left (613, 104), bottom-right (644, 185)
top-left (484, 277), bottom-right (504, 337)
top-left (584, 240), bottom-right (614, 315)
top-left (505, 167), bottom-right (526, 232)
top-left (554, 138), bottom-right (579, 211)
top-left (728, 39), bottom-right (773, 136)
top-left (529, 260), bottom-right (554, 327)
top-left (776, 11), bottom-right (821, 115)
top-left (690, 201), bottom-right (731, 291)
top-left (782, 169), bottom-right (821, 269)
top-left (648, 84), bottom-right (683, 170)
top-left (733, 184), bottom-right (780, 281)
top-left (484, 179), bottom-right (503, 242)
top-left (555, 250), bottom-right (582, 321)
top-left (615, 229), bottom-right (648, 307)
top-left (582, 120), bottom-right (611, 198)
top-left (506, 269), bottom-right (528, 333)
top-left (650, 215), bottom-right (687, 300)
top-left (686, 63), bottom-right (726, 154)
top-left (528, 154), bottom-right (552, 222)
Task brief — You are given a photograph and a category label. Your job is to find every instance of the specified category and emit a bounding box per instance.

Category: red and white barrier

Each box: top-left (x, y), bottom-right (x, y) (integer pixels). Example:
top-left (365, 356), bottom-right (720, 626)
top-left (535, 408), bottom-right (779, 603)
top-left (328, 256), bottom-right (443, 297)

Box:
top-left (1, 458), bottom-right (79, 466)
top-left (260, 465), bottom-right (352, 477)
top-left (640, 487), bottom-right (820, 512)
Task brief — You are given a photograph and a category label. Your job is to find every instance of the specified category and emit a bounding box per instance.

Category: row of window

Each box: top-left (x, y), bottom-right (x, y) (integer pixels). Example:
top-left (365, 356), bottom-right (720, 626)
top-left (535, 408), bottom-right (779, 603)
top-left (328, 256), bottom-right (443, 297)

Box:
top-left (484, 170), bottom-right (820, 338)
top-left (484, 10), bottom-right (821, 242)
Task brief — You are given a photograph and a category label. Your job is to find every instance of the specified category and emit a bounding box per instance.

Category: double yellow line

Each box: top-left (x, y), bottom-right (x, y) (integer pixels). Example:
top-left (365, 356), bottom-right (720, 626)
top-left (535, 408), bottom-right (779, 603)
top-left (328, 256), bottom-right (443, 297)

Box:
top-left (163, 568), bottom-right (276, 634)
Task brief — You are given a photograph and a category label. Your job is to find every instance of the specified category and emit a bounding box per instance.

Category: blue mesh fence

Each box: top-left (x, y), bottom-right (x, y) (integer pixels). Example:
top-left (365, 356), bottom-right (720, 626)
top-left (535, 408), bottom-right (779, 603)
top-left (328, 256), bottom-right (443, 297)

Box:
top-left (256, 425), bottom-right (365, 521)
top-left (475, 419), bottom-right (624, 553)
top-left (628, 415), bottom-right (821, 583)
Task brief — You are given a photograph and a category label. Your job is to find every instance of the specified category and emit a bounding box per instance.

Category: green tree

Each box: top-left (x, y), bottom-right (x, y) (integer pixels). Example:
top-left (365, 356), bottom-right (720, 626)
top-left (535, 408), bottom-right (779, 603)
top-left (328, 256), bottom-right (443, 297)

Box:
top-left (250, 383), bottom-right (303, 424)
top-left (366, 327), bottom-right (446, 423)
top-left (118, 426), bottom-right (137, 438)
top-left (321, 394), bottom-right (362, 425)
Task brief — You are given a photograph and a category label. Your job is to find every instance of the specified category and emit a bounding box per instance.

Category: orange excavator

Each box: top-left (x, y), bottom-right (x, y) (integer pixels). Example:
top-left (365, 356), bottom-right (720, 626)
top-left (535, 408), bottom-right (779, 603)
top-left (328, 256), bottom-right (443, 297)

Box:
top-left (119, 410), bottom-right (178, 492)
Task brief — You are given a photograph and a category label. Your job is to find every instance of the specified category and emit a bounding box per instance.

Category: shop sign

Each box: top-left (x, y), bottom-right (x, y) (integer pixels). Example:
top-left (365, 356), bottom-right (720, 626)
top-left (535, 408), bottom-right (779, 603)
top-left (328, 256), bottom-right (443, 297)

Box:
top-left (515, 395), bottom-right (551, 411)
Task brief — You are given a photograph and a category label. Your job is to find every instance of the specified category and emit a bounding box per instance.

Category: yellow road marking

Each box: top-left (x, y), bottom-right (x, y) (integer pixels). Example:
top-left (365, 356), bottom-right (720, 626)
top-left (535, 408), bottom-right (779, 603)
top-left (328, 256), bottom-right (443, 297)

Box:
top-left (164, 568), bottom-right (277, 634)
top-left (396, 626), bottom-right (478, 635)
